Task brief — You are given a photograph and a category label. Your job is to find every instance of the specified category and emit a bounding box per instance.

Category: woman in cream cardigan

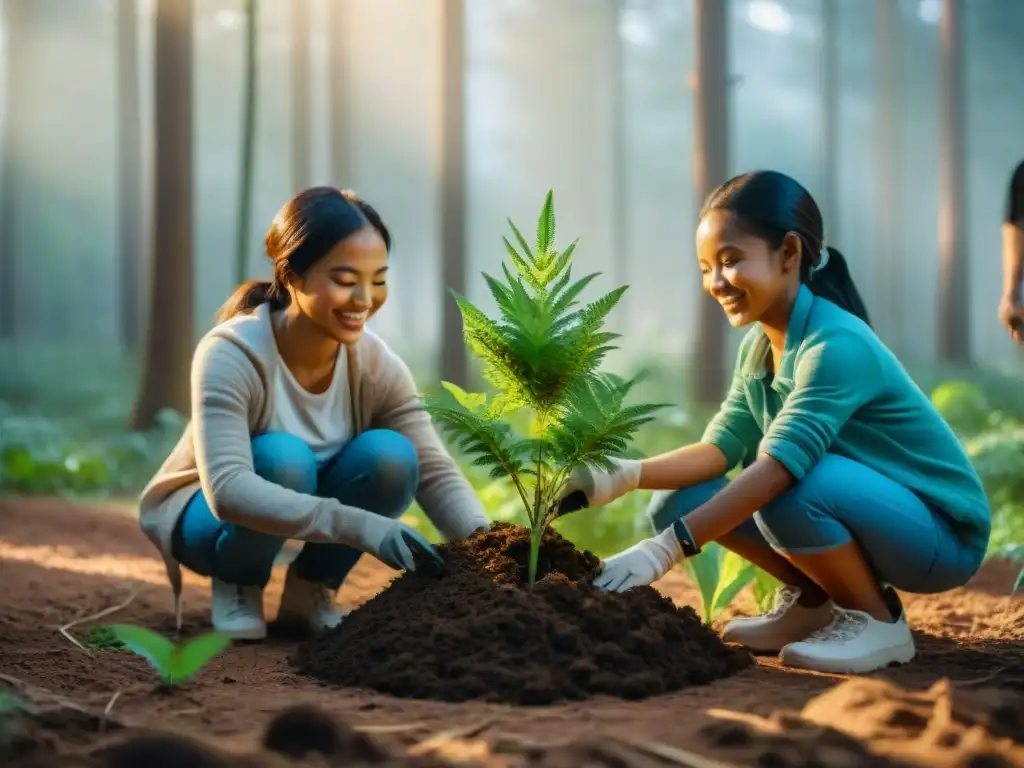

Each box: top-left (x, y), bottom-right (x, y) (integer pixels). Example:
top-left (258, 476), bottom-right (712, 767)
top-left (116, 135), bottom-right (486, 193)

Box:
top-left (139, 188), bottom-right (488, 640)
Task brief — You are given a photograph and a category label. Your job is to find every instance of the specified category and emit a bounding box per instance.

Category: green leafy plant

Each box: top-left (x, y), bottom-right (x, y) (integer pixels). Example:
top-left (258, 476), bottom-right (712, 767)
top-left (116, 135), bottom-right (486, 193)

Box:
top-left (750, 567), bottom-right (784, 614)
top-left (684, 542), bottom-right (758, 624)
top-left (105, 625), bottom-right (230, 687)
top-left (1008, 544), bottom-right (1024, 595)
top-left (423, 191), bottom-right (670, 584)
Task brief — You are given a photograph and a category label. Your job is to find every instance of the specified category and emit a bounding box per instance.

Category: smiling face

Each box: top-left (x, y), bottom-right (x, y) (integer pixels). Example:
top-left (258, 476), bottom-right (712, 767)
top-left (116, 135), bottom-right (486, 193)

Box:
top-left (285, 226), bottom-right (389, 345)
top-left (695, 209), bottom-right (803, 328)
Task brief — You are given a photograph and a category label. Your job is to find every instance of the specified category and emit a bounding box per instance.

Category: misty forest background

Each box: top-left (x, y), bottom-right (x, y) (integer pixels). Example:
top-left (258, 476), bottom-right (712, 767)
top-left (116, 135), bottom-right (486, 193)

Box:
top-left (1, 0), bottom-right (1022, 569)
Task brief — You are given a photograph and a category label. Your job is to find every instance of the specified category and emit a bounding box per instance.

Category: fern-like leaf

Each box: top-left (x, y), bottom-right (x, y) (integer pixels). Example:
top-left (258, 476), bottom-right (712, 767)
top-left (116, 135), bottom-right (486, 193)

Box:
top-left (536, 189), bottom-right (556, 255)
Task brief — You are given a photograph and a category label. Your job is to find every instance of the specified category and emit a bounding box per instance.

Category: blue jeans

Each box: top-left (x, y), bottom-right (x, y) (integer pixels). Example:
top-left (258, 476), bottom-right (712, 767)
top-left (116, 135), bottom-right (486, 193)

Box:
top-left (171, 429), bottom-right (419, 590)
top-left (648, 453), bottom-right (983, 594)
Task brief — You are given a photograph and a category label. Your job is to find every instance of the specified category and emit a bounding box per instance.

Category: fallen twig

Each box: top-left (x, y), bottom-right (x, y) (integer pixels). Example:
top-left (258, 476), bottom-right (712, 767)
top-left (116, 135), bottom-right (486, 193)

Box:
top-left (406, 713), bottom-right (505, 756)
top-left (704, 707), bottom-right (783, 734)
top-left (490, 736), bottom-right (567, 754)
top-left (101, 691), bottom-right (121, 732)
top-left (612, 735), bottom-right (744, 768)
top-left (952, 665), bottom-right (1010, 688)
top-left (169, 708), bottom-right (204, 718)
top-left (58, 589), bottom-right (140, 652)
top-left (352, 722), bottom-right (429, 734)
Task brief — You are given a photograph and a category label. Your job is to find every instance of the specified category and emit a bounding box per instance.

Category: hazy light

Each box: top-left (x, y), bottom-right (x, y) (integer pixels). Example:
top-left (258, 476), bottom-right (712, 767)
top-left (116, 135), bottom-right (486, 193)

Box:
top-left (745, 0), bottom-right (793, 35)
top-left (917, 0), bottom-right (941, 24)
top-left (620, 8), bottom-right (656, 47)
top-left (215, 9), bottom-right (245, 31)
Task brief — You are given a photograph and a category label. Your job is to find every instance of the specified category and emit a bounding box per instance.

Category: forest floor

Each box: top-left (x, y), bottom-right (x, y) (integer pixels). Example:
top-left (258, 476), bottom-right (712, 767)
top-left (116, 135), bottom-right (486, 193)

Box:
top-left (1, 496), bottom-right (1022, 767)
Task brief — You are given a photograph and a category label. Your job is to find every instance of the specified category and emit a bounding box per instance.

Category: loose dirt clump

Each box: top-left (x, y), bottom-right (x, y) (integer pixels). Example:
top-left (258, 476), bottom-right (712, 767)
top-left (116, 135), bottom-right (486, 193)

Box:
top-left (1, 701), bottom-right (455, 768)
top-left (701, 677), bottom-right (1024, 767)
top-left (293, 523), bottom-right (752, 705)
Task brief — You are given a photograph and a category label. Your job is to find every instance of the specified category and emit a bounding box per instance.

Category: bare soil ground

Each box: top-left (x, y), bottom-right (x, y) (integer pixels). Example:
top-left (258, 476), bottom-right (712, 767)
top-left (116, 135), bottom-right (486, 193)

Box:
top-left (1, 497), bottom-right (1021, 767)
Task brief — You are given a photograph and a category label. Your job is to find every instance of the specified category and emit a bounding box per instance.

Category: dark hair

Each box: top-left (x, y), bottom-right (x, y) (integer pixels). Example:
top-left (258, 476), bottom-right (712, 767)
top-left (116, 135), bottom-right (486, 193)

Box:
top-left (341, 189), bottom-right (392, 252)
top-left (216, 186), bottom-right (390, 323)
top-left (700, 170), bottom-right (871, 326)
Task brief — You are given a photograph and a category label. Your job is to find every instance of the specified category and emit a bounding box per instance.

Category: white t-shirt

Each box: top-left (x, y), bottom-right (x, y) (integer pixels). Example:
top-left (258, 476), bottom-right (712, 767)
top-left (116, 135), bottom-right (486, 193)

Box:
top-left (267, 346), bottom-right (353, 469)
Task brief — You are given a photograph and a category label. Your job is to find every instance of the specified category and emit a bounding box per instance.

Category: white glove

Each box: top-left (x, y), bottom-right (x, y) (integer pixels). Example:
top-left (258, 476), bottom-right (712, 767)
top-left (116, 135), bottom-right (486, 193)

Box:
top-left (594, 527), bottom-right (684, 592)
top-left (557, 458), bottom-right (642, 513)
top-left (350, 514), bottom-right (444, 573)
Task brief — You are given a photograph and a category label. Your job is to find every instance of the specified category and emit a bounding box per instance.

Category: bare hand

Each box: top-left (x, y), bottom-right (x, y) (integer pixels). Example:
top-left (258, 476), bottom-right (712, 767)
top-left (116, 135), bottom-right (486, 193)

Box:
top-left (998, 295), bottom-right (1024, 343)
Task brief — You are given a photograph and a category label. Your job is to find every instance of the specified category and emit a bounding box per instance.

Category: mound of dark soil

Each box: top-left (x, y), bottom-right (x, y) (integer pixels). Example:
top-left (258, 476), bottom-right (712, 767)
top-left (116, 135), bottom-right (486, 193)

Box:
top-left (293, 523), bottom-right (752, 705)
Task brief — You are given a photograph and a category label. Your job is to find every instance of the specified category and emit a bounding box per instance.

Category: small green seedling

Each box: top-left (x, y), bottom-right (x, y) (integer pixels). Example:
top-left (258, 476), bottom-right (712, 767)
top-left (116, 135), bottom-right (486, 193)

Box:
top-left (685, 542), bottom-right (757, 624)
top-left (423, 191), bottom-right (670, 585)
top-left (105, 625), bottom-right (230, 687)
top-left (0, 690), bottom-right (26, 747)
top-left (86, 626), bottom-right (126, 650)
top-left (1009, 544), bottom-right (1023, 595)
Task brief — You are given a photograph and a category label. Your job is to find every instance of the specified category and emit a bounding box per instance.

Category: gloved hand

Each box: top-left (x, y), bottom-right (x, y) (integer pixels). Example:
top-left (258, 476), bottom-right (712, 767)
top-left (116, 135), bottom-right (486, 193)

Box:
top-left (593, 527), bottom-right (683, 592)
top-left (358, 515), bottom-right (445, 573)
top-left (446, 514), bottom-right (492, 541)
top-left (557, 458), bottom-right (642, 515)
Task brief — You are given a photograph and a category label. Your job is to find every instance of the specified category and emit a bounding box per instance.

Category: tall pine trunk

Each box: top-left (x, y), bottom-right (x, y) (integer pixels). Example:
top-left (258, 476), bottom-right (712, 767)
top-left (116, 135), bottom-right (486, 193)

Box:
top-left (439, 0), bottom-right (468, 387)
top-left (327, 0), bottom-right (348, 186)
top-left (0, 0), bottom-right (28, 340)
top-left (291, 0), bottom-right (311, 192)
top-left (117, 0), bottom-right (143, 350)
top-left (819, 0), bottom-right (838, 238)
top-left (874, 0), bottom-right (900, 343)
top-left (235, 0), bottom-right (258, 285)
top-left (691, 0), bottom-right (729, 406)
top-left (936, 0), bottom-right (968, 362)
top-left (129, 0), bottom-right (194, 430)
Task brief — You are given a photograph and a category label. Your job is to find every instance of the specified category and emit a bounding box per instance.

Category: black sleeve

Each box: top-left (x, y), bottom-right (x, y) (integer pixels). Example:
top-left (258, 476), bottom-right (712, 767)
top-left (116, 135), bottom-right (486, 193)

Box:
top-left (1006, 160), bottom-right (1024, 227)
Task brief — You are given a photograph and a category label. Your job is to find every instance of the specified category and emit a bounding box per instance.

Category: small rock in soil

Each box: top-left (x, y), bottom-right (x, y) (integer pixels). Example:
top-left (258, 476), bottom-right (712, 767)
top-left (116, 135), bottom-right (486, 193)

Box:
top-left (262, 703), bottom-right (392, 762)
top-left (293, 523), bottom-right (752, 705)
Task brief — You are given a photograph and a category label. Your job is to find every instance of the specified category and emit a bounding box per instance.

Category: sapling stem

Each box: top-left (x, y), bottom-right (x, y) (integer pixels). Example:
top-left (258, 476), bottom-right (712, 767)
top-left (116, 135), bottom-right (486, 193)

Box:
top-left (528, 522), bottom-right (543, 585)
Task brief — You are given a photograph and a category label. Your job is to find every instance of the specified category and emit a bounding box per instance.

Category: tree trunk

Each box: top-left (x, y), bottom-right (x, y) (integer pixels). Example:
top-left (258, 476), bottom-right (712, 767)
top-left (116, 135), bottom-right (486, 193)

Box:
top-left (327, 0), bottom-right (348, 186)
top-left (609, 0), bottom-right (628, 322)
top-left (874, 0), bottom-right (900, 344)
top-left (819, 0), bottom-right (838, 238)
top-left (291, 0), bottom-right (310, 192)
top-left (0, 0), bottom-right (28, 340)
top-left (936, 0), bottom-right (968, 362)
top-left (235, 0), bottom-right (258, 286)
top-left (691, 0), bottom-right (729, 406)
top-left (439, 0), bottom-right (468, 387)
top-left (129, 0), bottom-right (194, 430)
top-left (117, 0), bottom-right (143, 350)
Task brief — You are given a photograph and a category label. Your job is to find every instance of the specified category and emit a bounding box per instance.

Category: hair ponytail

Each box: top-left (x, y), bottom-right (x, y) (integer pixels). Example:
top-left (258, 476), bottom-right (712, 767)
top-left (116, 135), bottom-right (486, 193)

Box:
top-left (807, 246), bottom-right (871, 326)
top-left (215, 279), bottom-right (288, 324)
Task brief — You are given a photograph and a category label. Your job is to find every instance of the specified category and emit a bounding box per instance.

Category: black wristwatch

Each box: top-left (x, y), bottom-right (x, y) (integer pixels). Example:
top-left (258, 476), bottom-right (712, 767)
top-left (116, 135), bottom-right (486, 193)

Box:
top-left (672, 518), bottom-right (702, 558)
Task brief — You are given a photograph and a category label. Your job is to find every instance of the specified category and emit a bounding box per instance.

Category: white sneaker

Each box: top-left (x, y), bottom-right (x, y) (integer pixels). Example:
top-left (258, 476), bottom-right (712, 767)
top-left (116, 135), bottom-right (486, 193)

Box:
top-left (721, 586), bottom-right (835, 653)
top-left (780, 602), bottom-right (916, 674)
top-left (211, 578), bottom-right (267, 640)
top-left (277, 569), bottom-right (345, 633)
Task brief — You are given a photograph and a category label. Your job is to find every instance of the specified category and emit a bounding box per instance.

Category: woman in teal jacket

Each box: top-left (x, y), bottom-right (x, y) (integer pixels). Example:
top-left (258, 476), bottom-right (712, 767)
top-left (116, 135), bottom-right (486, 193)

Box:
top-left (558, 170), bottom-right (991, 675)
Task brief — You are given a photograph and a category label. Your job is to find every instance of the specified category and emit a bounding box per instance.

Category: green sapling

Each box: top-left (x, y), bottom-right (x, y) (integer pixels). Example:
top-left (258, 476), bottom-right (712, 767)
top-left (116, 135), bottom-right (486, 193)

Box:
top-left (105, 625), bottom-right (230, 688)
top-left (423, 191), bottom-right (670, 584)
